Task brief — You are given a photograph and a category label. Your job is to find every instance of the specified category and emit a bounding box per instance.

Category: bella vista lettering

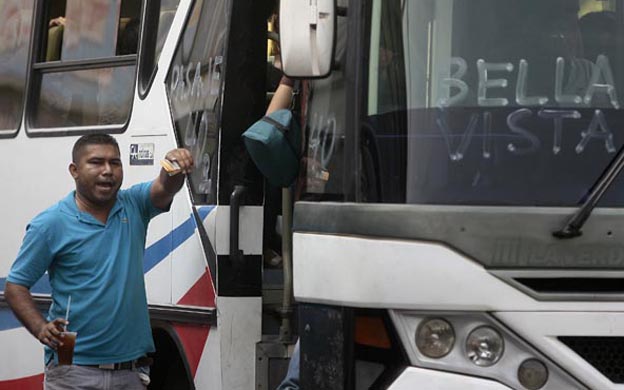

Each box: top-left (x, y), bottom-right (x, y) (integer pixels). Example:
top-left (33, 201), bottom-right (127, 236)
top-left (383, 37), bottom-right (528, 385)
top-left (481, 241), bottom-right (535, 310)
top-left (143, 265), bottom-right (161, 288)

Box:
top-left (433, 55), bottom-right (619, 161)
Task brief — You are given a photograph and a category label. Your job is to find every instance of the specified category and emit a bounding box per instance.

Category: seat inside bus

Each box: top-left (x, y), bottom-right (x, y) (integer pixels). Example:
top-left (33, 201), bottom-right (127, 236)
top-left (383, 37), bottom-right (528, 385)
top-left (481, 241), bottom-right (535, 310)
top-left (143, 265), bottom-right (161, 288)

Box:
top-left (45, 0), bottom-right (145, 62)
top-left (46, 24), bottom-right (64, 62)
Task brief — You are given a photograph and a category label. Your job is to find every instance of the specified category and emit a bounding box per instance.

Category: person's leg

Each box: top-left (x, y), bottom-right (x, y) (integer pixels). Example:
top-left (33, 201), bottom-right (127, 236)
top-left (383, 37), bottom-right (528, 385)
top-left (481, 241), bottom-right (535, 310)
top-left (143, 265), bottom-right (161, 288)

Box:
top-left (277, 340), bottom-right (300, 390)
top-left (44, 364), bottom-right (105, 390)
top-left (263, 183), bottom-right (283, 267)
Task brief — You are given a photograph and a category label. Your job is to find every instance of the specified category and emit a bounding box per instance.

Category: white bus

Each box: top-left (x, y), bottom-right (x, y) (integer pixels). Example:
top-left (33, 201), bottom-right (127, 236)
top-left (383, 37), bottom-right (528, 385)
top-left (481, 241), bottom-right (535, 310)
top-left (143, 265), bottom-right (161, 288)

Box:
top-left (280, 0), bottom-right (624, 389)
top-left (0, 0), bottom-right (292, 389)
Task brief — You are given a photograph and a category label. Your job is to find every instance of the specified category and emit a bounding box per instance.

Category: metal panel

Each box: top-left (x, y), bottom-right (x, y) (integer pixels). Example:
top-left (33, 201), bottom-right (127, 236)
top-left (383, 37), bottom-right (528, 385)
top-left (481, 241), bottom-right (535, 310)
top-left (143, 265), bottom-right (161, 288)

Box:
top-left (299, 303), bottom-right (354, 390)
top-left (294, 202), bottom-right (624, 269)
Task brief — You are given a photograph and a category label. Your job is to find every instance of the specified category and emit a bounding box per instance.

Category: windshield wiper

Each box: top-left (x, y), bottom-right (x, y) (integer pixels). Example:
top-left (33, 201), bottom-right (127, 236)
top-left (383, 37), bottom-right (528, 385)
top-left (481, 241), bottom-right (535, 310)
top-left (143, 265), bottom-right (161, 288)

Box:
top-left (553, 144), bottom-right (624, 239)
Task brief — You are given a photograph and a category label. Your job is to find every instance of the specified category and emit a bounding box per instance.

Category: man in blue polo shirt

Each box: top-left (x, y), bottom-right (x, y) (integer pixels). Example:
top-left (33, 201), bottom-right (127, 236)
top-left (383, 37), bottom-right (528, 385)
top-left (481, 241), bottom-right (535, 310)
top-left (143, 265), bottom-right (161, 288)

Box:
top-left (5, 134), bottom-right (193, 389)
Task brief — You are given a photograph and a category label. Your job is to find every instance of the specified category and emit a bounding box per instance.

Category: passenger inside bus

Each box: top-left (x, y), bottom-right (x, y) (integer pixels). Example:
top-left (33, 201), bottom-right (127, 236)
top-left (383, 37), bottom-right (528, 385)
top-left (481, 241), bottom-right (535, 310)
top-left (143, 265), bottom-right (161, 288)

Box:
top-left (263, 1), bottom-right (304, 268)
top-left (259, 5), bottom-right (303, 388)
top-left (266, 72), bottom-right (302, 390)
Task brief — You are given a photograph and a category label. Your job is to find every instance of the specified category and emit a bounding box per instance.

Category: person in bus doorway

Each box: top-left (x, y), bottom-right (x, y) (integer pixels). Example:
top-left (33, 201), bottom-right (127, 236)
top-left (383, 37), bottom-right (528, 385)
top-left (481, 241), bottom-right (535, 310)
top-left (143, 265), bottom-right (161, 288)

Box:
top-left (4, 134), bottom-right (194, 389)
top-left (265, 75), bottom-right (302, 390)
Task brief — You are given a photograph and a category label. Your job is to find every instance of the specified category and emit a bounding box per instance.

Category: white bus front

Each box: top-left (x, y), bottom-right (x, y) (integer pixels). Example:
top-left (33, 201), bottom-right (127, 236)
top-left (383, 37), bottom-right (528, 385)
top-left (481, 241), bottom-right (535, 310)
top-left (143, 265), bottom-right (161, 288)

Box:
top-left (282, 0), bottom-right (624, 389)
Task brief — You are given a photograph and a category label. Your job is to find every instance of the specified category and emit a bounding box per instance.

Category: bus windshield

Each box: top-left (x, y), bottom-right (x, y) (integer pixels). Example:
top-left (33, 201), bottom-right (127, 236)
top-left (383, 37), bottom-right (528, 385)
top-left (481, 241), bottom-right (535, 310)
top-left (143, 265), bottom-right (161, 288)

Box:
top-left (365, 0), bottom-right (624, 206)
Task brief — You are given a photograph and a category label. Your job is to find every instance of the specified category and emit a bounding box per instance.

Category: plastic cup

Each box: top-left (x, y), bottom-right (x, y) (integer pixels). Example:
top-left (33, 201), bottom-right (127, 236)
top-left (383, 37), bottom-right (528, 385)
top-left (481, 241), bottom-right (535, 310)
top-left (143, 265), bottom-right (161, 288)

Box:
top-left (57, 332), bottom-right (77, 365)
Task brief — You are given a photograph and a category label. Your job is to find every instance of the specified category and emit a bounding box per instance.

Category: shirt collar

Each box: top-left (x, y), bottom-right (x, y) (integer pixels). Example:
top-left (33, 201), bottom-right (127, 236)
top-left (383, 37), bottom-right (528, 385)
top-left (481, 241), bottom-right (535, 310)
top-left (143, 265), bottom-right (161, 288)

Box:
top-left (60, 191), bottom-right (122, 226)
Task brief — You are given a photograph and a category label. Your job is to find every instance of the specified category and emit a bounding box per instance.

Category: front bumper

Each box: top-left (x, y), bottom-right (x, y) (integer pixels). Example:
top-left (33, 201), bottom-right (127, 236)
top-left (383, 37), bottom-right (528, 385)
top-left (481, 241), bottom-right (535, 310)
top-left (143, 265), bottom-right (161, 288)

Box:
top-left (388, 367), bottom-right (513, 390)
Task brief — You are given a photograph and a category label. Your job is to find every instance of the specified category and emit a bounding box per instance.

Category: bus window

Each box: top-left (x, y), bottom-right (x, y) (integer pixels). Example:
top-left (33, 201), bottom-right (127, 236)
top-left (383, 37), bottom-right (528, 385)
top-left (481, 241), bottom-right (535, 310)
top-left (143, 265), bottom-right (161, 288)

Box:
top-left (138, 0), bottom-right (181, 98)
top-left (166, 0), bottom-right (227, 203)
top-left (297, 0), bottom-right (350, 202)
top-left (367, 0), bottom-right (406, 117)
top-left (362, 0), bottom-right (624, 207)
top-left (62, 0), bottom-right (123, 60)
top-left (0, 0), bottom-right (34, 136)
top-left (27, 0), bottom-right (142, 134)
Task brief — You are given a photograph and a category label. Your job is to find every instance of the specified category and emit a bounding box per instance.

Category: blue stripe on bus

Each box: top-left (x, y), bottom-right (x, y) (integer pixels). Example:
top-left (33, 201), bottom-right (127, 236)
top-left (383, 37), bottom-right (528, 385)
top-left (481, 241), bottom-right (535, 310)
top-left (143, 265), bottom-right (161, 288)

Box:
top-left (143, 206), bottom-right (214, 273)
top-left (0, 275), bottom-right (51, 295)
top-left (0, 307), bottom-right (21, 331)
top-left (0, 206), bottom-right (215, 332)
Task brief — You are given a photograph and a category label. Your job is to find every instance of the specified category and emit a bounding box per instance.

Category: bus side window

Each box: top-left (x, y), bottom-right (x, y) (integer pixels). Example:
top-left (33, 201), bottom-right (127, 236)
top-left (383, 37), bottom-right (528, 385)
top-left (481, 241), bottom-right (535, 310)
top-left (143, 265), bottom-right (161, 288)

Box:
top-left (27, 0), bottom-right (142, 134)
top-left (43, 0), bottom-right (65, 62)
top-left (165, 0), bottom-right (228, 203)
top-left (0, 1), bottom-right (35, 137)
top-left (138, 0), bottom-right (181, 98)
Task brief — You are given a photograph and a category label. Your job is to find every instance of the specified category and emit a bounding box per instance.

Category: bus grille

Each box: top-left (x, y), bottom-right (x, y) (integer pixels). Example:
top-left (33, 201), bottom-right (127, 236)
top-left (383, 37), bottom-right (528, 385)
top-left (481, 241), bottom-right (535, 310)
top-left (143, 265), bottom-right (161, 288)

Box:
top-left (559, 337), bottom-right (624, 384)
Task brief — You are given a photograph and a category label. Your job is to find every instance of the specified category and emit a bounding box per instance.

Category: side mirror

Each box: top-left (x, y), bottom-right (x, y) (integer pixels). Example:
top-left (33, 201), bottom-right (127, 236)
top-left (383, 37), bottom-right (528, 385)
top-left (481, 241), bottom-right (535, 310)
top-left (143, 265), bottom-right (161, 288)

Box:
top-left (279, 0), bottom-right (336, 78)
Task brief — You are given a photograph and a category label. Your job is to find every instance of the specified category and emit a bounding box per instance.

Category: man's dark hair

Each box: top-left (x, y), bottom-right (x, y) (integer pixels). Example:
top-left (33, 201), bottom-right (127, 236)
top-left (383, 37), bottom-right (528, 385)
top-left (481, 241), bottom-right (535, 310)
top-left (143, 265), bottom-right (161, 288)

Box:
top-left (72, 133), bottom-right (120, 163)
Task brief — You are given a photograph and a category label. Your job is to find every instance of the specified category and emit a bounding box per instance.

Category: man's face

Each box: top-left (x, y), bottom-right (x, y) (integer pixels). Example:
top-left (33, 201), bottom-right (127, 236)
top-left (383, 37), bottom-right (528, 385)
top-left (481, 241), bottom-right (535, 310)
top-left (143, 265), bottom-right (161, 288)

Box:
top-left (70, 144), bottom-right (123, 206)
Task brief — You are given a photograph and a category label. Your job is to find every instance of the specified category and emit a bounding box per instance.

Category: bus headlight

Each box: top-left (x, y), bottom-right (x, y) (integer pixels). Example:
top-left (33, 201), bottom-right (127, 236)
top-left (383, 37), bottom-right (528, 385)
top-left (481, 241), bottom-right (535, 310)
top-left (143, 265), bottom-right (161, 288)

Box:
top-left (465, 326), bottom-right (504, 366)
top-left (415, 318), bottom-right (455, 358)
top-left (518, 358), bottom-right (549, 390)
top-left (391, 311), bottom-right (585, 389)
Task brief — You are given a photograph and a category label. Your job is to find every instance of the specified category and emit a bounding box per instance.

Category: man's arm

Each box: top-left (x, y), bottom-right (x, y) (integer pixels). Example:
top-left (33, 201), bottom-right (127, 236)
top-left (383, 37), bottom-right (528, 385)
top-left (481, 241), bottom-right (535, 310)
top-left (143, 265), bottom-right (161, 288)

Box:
top-left (266, 76), bottom-right (294, 115)
top-left (5, 282), bottom-right (67, 349)
top-left (151, 148), bottom-right (194, 210)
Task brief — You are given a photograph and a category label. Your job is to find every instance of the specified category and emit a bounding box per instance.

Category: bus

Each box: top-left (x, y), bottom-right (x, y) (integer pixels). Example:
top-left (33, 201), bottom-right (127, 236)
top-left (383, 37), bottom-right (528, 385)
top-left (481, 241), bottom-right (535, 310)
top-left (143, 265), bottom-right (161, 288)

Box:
top-left (0, 0), bottom-right (293, 389)
top-left (279, 0), bottom-right (624, 389)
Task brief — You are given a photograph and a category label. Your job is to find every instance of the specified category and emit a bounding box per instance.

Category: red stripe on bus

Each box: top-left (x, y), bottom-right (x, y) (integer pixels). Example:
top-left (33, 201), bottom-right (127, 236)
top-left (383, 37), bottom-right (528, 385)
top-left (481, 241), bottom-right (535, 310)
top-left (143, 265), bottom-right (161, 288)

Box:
top-left (177, 269), bottom-right (216, 308)
top-left (174, 323), bottom-right (211, 377)
top-left (0, 373), bottom-right (44, 390)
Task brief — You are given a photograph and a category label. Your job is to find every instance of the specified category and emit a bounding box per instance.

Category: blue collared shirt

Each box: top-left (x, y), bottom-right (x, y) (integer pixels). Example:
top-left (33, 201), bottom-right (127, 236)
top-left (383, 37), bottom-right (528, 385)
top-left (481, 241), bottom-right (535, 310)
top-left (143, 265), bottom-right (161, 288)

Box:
top-left (8, 182), bottom-right (163, 365)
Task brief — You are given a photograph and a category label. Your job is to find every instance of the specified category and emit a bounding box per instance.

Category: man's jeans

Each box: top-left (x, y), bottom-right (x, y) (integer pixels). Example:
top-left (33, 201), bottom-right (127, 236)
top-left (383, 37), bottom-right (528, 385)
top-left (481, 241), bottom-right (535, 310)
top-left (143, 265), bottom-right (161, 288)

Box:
top-left (45, 363), bottom-right (147, 390)
top-left (277, 340), bottom-right (300, 390)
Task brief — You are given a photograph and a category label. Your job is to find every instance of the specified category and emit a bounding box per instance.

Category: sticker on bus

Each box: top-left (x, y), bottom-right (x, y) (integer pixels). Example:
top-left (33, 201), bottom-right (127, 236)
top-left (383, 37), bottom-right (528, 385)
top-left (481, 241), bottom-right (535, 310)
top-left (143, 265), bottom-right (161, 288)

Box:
top-left (130, 143), bottom-right (155, 165)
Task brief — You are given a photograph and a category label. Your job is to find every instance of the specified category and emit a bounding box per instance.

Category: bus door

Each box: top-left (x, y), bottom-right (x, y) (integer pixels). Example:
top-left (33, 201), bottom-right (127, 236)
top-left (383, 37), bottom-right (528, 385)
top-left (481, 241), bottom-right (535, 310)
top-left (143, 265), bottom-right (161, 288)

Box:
top-left (164, 0), bottom-right (266, 388)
